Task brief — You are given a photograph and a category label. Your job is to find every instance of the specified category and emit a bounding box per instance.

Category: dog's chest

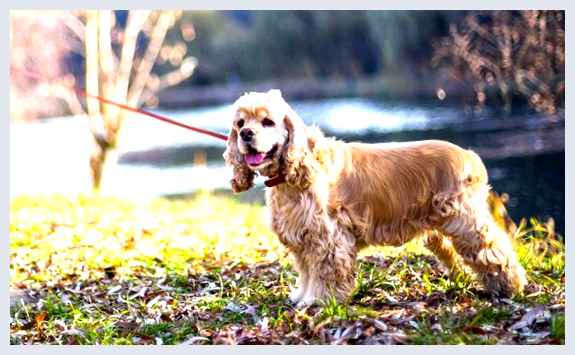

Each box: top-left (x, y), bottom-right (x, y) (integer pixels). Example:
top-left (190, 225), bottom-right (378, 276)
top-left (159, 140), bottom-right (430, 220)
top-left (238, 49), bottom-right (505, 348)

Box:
top-left (265, 187), bottom-right (333, 250)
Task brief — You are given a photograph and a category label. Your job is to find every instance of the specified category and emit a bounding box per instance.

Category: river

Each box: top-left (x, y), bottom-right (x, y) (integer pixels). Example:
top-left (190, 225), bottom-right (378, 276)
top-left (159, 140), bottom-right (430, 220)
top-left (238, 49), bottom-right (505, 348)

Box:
top-left (10, 97), bottom-right (565, 234)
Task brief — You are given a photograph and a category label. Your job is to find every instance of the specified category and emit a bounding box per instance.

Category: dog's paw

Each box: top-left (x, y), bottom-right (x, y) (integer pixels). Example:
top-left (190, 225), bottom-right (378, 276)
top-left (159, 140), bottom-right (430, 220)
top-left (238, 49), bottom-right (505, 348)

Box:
top-left (289, 287), bottom-right (304, 304)
top-left (295, 295), bottom-right (318, 308)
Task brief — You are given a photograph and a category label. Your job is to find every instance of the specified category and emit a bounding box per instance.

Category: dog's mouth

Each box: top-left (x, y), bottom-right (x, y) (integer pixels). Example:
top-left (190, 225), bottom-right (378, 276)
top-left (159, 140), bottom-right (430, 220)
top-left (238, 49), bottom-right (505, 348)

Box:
top-left (244, 144), bottom-right (279, 167)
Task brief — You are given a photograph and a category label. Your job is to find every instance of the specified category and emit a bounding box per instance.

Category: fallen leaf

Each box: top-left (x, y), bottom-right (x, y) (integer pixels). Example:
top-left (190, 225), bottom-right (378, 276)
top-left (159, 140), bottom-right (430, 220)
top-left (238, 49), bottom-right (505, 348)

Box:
top-left (510, 305), bottom-right (546, 331)
top-left (106, 285), bottom-right (122, 295)
top-left (34, 312), bottom-right (46, 329)
top-left (372, 319), bottom-right (388, 332)
top-left (129, 286), bottom-right (148, 299)
top-left (182, 336), bottom-right (209, 345)
top-left (431, 323), bottom-right (443, 333)
top-left (146, 295), bottom-right (162, 309)
top-left (61, 328), bottom-right (84, 336)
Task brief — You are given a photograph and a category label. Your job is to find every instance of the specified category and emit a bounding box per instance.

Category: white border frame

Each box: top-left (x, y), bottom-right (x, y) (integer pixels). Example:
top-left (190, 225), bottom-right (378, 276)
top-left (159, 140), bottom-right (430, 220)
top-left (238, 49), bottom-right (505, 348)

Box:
top-left (3, 2), bottom-right (571, 354)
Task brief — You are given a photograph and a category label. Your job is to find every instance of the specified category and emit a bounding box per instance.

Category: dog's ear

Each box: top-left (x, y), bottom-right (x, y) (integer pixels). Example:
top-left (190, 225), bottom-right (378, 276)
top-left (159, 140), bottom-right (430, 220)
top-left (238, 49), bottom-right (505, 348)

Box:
top-left (282, 107), bottom-right (317, 189)
top-left (223, 128), bottom-right (255, 193)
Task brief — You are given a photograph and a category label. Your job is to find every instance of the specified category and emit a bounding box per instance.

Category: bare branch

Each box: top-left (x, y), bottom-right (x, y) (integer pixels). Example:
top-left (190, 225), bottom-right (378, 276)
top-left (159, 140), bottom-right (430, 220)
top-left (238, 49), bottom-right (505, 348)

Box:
top-left (157, 56), bottom-right (197, 90)
top-left (433, 10), bottom-right (564, 114)
top-left (98, 10), bottom-right (121, 134)
top-left (61, 11), bottom-right (86, 42)
top-left (49, 83), bottom-right (85, 116)
top-left (139, 56), bottom-right (197, 105)
top-left (127, 10), bottom-right (176, 107)
top-left (114, 10), bottom-right (152, 103)
top-left (84, 10), bottom-right (100, 119)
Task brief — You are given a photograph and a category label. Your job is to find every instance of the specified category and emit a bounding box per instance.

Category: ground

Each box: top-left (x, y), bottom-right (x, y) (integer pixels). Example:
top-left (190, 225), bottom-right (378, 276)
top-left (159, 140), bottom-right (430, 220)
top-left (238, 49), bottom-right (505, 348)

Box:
top-left (9, 193), bottom-right (565, 345)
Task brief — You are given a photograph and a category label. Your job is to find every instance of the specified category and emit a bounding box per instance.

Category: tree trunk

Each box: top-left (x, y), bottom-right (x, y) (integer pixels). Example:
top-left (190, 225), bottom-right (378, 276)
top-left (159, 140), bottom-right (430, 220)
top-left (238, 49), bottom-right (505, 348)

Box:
top-left (85, 10), bottom-right (121, 192)
top-left (83, 10), bottom-right (190, 191)
top-left (85, 10), bottom-right (106, 191)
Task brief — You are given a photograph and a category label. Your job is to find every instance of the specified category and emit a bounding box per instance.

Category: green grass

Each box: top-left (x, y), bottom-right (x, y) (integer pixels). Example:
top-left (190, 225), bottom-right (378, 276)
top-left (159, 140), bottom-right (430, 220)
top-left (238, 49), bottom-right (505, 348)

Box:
top-left (550, 314), bottom-right (565, 344)
top-left (9, 192), bottom-right (565, 345)
top-left (469, 307), bottom-right (513, 326)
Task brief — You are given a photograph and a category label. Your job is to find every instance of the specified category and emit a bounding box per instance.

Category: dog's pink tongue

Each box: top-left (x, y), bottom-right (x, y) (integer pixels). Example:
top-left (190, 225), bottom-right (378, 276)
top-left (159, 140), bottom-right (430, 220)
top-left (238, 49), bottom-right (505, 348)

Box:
top-left (245, 153), bottom-right (265, 166)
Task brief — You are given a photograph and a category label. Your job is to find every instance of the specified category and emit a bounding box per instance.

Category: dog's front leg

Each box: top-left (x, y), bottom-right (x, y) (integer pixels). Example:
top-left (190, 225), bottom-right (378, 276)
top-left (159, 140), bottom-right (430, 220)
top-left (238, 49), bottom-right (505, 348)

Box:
top-left (293, 226), bottom-right (357, 307)
top-left (289, 253), bottom-right (311, 304)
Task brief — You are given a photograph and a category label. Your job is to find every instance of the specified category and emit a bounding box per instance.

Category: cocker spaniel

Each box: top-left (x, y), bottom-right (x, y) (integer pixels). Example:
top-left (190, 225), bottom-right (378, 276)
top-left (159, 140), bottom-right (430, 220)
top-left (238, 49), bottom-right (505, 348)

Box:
top-left (223, 89), bottom-right (528, 307)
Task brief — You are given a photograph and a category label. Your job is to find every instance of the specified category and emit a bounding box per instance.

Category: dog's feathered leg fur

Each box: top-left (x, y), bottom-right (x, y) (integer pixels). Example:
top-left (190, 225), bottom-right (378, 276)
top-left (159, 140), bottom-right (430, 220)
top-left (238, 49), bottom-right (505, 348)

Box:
top-left (433, 186), bottom-right (528, 296)
top-left (295, 223), bottom-right (357, 306)
top-left (424, 230), bottom-right (464, 277)
top-left (289, 253), bottom-right (311, 304)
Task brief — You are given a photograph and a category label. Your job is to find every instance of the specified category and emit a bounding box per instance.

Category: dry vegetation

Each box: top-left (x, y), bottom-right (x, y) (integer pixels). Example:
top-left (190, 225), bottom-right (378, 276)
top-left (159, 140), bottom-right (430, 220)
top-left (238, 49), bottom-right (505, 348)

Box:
top-left (10, 192), bottom-right (564, 345)
top-left (433, 11), bottom-right (564, 114)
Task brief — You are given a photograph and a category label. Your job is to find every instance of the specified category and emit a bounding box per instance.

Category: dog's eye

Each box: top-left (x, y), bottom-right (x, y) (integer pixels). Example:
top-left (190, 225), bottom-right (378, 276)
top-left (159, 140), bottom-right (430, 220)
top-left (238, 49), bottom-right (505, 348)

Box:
top-left (237, 119), bottom-right (244, 128)
top-left (262, 118), bottom-right (275, 127)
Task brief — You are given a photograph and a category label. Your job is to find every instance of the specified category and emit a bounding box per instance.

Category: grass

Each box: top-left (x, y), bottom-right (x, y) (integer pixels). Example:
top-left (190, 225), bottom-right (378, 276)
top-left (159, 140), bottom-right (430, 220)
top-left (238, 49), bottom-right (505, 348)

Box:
top-left (9, 192), bottom-right (565, 345)
top-left (550, 314), bottom-right (565, 342)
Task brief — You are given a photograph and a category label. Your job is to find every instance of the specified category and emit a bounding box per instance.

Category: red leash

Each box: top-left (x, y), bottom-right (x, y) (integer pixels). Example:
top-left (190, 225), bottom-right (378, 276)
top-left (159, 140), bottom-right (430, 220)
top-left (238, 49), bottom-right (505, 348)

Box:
top-left (10, 68), bottom-right (228, 141)
top-left (79, 92), bottom-right (228, 141)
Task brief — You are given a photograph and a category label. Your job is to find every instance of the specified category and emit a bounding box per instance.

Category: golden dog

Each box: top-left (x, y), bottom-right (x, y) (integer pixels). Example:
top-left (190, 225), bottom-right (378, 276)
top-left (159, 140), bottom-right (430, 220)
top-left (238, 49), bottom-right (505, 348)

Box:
top-left (223, 89), bottom-right (527, 307)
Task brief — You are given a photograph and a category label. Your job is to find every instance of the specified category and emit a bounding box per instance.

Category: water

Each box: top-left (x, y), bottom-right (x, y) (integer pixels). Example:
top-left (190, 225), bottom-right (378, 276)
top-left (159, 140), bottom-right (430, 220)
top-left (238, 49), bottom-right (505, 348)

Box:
top-left (10, 97), bottom-right (565, 234)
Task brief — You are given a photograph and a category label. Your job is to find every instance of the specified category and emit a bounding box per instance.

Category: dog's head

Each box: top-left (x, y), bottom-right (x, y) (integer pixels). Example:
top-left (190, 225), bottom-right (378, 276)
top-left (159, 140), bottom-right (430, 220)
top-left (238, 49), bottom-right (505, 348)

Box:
top-left (223, 89), bottom-right (316, 192)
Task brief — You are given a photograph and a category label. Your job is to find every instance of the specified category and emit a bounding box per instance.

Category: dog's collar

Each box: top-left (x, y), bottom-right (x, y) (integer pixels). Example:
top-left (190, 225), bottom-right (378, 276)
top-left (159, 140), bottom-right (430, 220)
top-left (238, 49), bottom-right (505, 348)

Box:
top-left (264, 174), bottom-right (286, 187)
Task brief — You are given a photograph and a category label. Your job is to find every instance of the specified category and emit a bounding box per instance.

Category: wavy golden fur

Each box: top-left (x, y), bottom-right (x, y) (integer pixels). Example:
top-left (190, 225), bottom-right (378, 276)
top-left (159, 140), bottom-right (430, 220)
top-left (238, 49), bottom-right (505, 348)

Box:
top-left (224, 90), bottom-right (527, 307)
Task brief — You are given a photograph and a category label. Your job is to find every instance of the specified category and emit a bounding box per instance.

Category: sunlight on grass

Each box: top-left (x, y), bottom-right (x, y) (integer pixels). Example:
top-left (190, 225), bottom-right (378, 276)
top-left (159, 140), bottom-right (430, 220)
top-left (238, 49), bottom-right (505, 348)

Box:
top-left (9, 192), bottom-right (565, 345)
top-left (10, 192), bottom-right (284, 288)
top-left (10, 192), bottom-right (564, 295)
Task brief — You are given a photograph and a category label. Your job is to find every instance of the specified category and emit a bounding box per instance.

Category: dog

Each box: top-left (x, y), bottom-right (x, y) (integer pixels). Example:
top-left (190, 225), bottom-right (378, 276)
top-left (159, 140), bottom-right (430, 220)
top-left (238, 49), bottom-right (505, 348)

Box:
top-left (223, 89), bottom-right (528, 307)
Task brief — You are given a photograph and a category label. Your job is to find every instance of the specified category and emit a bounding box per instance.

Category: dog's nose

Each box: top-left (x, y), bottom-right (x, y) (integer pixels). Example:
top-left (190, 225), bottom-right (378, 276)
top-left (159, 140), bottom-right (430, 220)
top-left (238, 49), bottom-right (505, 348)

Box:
top-left (240, 128), bottom-right (254, 142)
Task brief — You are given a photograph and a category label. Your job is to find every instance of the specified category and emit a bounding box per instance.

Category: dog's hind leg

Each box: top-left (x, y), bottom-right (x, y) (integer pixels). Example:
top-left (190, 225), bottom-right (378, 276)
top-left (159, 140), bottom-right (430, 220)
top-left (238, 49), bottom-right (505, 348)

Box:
top-left (433, 188), bottom-right (528, 297)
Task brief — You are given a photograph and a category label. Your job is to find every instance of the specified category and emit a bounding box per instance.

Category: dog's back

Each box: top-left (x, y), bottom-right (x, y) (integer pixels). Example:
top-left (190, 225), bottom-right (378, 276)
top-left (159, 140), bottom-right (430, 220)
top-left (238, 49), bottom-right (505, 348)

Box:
top-left (331, 140), bottom-right (489, 245)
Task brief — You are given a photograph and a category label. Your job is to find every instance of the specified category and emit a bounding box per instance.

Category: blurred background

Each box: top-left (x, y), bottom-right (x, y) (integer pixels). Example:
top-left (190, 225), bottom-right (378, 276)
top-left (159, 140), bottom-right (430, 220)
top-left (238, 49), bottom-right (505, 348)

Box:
top-left (9, 10), bottom-right (565, 233)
